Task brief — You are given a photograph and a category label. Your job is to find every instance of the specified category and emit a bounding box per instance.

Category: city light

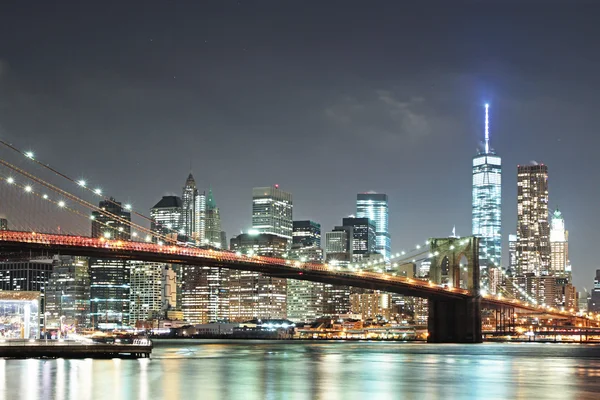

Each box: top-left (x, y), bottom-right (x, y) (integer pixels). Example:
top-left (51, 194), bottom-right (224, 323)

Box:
top-left (94, 188), bottom-right (102, 195)
top-left (78, 180), bottom-right (86, 187)
top-left (6, 177), bottom-right (14, 184)
top-left (24, 185), bottom-right (32, 192)
top-left (124, 204), bottom-right (132, 210)
top-left (57, 201), bottom-right (65, 208)
top-left (25, 151), bottom-right (34, 159)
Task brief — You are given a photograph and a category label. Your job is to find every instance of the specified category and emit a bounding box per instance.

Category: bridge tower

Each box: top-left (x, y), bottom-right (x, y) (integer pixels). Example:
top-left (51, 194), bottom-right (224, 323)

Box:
top-left (427, 236), bottom-right (482, 343)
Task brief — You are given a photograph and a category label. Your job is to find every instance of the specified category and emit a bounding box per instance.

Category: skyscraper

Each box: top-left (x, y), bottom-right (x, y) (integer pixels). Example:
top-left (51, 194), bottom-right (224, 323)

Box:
top-left (91, 198), bottom-right (131, 240)
top-left (550, 208), bottom-right (570, 277)
top-left (228, 233), bottom-right (288, 321)
top-left (129, 262), bottom-right (174, 324)
top-left (287, 220), bottom-right (324, 322)
top-left (325, 226), bottom-right (353, 264)
top-left (180, 173), bottom-right (207, 242)
top-left (45, 255), bottom-right (90, 329)
top-left (90, 198), bottom-right (131, 328)
top-left (472, 104), bottom-right (502, 277)
top-left (508, 234), bottom-right (517, 273)
top-left (517, 164), bottom-right (550, 275)
top-left (342, 217), bottom-right (377, 261)
top-left (252, 185), bottom-right (293, 242)
top-left (150, 196), bottom-right (183, 240)
top-left (204, 188), bottom-right (222, 248)
top-left (0, 218), bottom-right (7, 230)
top-left (356, 193), bottom-right (390, 261)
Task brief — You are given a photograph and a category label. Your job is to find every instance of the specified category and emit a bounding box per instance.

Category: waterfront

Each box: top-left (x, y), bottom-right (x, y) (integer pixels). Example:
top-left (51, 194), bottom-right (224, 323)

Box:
top-left (1, 341), bottom-right (600, 399)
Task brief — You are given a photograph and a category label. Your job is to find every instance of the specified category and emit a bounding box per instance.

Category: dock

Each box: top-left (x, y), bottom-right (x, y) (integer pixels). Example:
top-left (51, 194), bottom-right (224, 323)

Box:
top-left (0, 339), bottom-right (153, 359)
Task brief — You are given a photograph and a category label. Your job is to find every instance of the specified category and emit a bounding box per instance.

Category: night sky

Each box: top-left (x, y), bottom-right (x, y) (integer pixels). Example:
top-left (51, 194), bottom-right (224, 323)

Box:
top-left (1, 1), bottom-right (599, 290)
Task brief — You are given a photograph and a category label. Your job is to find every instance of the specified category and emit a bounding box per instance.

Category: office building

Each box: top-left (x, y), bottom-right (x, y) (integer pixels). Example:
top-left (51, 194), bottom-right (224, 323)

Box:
top-left (45, 255), bottom-right (90, 329)
top-left (356, 193), bottom-right (390, 261)
top-left (252, 185), bottom-right (293, 242)
top-left (89, 258), bottom-right (130, 328)
top-left (589, 270), bottom-right (600, 313)
top-left (182, 265), bottom-right (229, 324)
top-left (292, 220), bottom-right (321, 248)
top-left (350, 292), bottom-right (391, 321)
top-left (550, 208), bottom-right (570, 277)
top-left (150, 196), bottom-right (183, 240)
top-left (0, 218), bottom-right (7, 230)
top-left (342, 217), bottom-right (376, 261)
top-left (508, 234), bottom-right (517, 273)
top-left (181, 173), bottom-right (198, 239)
top-left (287, 220), bottom-right (324, 323)
top-left (129, 262), bottom-right (172, 324)
top-left (0, 257), bottom-right (53, 312)
top-left (91, 197), bottom-right (131, 240)
top-left (204, 188), bottom-right (222, 248)
top-left (229, 233), bottom-right (288, 321)
top-left (472, 104), bottom-right (502, 282)
top-left (90, 198), bottom-right (131, 328)
top-left (325, 226), bottom-right (353, 264)
top-left (516, 164), bottom-right (550, 275)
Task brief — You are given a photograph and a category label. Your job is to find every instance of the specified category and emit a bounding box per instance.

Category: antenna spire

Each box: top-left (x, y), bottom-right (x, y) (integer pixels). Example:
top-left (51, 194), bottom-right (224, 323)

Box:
top-left (484, 103), bottom-right (490, 153)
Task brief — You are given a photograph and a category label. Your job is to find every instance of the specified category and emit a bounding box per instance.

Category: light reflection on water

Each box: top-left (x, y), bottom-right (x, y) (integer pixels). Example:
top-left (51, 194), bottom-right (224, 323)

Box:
top-left (2, 341), bottom-right (600, 400)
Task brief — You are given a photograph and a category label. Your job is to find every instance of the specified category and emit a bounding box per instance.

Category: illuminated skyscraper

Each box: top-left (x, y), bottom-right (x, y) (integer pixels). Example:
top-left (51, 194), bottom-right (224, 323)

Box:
top-left (252, 185), bottom-right (293, 242)
top-left (550, 208), bottom-right (570, 277)
top-left (150, 196), bottom-right (183, 240)
top-left (90, 198), bottom-right (131, 328)
top-left (356, 193), bottom-right (390, 261)
top-left (181, 173), bottom-right (207, 242)
top-left (0, 218), bottom-right (7, 230)
top-left (287, 221), bottom-right (324, 322)
top-left (204, 188), bottom-right (222, 248)
top-left (516, 164), bottom-right (550, 275)
top-left (472, 104), bottom-right (502, 280)
top-left (342, 217), bottom-right (376, 261)
top-left (91, 198), bottom-right (131, 240)
top-left (508, 234), bottom-right (517, 272)
top-left (228, 233), bottom-right (288, 321)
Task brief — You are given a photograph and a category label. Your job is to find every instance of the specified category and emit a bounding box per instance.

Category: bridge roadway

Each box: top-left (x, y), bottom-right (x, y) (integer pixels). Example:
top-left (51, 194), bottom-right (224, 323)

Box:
top-left (0, 231), bottom-right (590, 341)
top-left (0, 230), bottom-right (470, 301)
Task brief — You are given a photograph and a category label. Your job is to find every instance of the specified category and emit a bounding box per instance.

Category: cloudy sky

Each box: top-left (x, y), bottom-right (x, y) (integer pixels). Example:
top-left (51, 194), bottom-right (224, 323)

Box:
top-left (1, 1), bottom-right (599, 289)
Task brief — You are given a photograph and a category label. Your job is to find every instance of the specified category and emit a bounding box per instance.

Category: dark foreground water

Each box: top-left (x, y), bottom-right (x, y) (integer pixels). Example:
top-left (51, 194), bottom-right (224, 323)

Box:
top-left (2, 340), bottom-right (600, 399)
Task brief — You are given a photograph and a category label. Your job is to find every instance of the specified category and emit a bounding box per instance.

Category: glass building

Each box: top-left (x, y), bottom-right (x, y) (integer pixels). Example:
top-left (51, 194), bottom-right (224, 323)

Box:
top-left (45, 255), bottom-right (90, 329)
top-left (287, 220), bottom-right (324, 323)
top-left (517, 164), bottom-right (550, 275)
top-left (550, 208), bottom-right (570, 278)
top-left (91, 198), bottom-right (131, 240)
top-left (252, 185), bottom-right (293, 242)
top-left (204, 188), bottom-right (222, 248)
top-left (342, 217), bottom-right (376, 261)
top-left (356, 193), bottom-right (390, 261)
top-left (472, 104), bottom-right (502, 280)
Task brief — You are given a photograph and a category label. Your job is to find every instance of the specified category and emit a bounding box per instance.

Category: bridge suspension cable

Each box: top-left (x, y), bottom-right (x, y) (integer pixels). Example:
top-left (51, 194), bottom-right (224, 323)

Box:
top-left (0, 139), bottom-right (189, 244)
top-left (0, 159), bottom-right (174, 244)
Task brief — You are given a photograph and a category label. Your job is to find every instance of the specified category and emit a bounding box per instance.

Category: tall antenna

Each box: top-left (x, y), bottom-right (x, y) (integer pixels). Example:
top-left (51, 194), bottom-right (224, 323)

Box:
top-left (484, 103), bottom-right (490, 153)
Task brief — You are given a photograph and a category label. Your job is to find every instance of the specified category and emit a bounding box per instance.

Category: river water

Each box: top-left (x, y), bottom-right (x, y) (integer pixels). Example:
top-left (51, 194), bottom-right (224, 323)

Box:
top-left (1, 340), bottom-right (600, 399)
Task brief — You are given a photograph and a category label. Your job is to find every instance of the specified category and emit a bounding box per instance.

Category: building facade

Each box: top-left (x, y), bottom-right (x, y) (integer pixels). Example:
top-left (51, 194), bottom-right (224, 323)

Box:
top-left (550, 208), bottom-right (570, 278)
top-left (472, 104), bottom-right (502, 279)
top-left (45, 255), bottom-right (90, 329)
top-left (516, 164), bottom-right (550, 275)
top-left (181, 265), bottom-right (229, 323)
top-left (91, 198), bottom-right (131, 240)
top-left (229, 233), bottom-right (288, 321)
top-left (204, 188), bottom-right (223, 248)
top-left (0, 218), bottom-right (7, 230)
top-left (150, 196), bottom-right (183, 241)
top-left (508, 234), bottom-right (517, 273)
top-left (0, 257), bottom-right (53, 313)
top-left (356, 193), bottom-right (390, 261)
top-left (252, 185), bottom-right (293, 242)
top-left (129, 262), bottom-right (173, 324)
top-left (287, 220), bottom-right (324, 323)
top-left (342, 217), bottom-right (376, 261)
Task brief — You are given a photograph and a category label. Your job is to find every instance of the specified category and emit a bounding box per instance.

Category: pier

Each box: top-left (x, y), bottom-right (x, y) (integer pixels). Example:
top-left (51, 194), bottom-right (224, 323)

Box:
top-left (0, 339), bottom-right (152, 359)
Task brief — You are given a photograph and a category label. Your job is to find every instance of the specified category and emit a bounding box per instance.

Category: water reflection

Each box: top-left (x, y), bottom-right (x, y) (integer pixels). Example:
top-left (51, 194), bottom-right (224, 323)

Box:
top-left (2, 342), bottom-right (600, 400)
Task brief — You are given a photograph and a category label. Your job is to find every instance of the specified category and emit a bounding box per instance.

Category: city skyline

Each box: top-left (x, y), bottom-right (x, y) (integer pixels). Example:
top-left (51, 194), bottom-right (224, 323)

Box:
top-left (0, 2), bottom-right (599, 291)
